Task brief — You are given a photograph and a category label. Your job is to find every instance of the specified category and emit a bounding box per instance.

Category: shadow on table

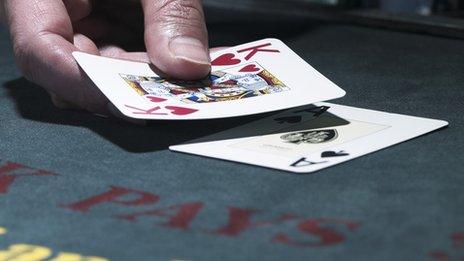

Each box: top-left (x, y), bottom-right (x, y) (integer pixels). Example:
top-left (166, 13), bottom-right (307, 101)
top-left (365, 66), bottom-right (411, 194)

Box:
top-left (4, 78), bottom-right (348, 154)
top-left (3, 78), bottom-right (269, 153)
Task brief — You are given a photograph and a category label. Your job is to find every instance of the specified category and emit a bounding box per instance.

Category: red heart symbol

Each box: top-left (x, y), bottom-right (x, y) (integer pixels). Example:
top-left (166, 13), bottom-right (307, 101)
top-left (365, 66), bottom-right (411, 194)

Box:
top-left (146, 96), bottom-right (167, 103)
top-left (211, 53), bottom-right (241, 66)
top-left (165, 106), bottom-right (198, 116)
top-left (239, 64), bottom-right (260, 73)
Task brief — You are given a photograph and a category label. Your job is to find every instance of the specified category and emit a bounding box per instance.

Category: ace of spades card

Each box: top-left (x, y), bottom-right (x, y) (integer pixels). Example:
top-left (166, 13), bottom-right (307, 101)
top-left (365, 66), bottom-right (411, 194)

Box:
top-left (73, 39), bottom-right (345, 120)
top-left (170, 103), bottom-right (448, 173)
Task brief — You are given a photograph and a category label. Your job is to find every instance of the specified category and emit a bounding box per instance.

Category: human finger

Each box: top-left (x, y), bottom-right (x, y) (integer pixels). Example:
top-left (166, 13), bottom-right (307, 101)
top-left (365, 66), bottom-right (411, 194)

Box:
top-left (5, 0), bottom-right (108, 114)
top-left (141, 0), bottom-right (210, 80)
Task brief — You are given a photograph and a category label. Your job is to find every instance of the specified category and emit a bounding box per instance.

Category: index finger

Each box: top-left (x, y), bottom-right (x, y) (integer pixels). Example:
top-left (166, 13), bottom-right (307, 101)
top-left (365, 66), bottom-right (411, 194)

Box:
top-left (5, 0), bottom-right (107, 113)
top-left (141, 0), bottom-right (210, 80)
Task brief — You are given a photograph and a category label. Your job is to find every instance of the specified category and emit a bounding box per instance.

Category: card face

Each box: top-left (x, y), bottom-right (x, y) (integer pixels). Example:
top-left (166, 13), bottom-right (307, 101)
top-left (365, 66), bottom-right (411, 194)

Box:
top-left (119, 61), bottom-right (289, 104)
top-left (73, 39), bottom-right (346, 120)
top-left (170, 103), bottom-right (449, 173)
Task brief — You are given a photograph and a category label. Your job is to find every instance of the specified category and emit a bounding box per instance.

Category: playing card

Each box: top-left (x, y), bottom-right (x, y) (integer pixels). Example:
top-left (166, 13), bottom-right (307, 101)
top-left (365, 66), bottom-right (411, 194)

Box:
top-left (169, 103), bottom-right (448, 173)
top-left (73, 39), bottom-right (346, 120)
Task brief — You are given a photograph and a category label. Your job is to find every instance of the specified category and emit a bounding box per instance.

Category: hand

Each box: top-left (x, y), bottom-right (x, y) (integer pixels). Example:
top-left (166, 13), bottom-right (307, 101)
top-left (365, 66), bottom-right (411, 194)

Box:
top-left (0, 0), bottom-right (210, 115)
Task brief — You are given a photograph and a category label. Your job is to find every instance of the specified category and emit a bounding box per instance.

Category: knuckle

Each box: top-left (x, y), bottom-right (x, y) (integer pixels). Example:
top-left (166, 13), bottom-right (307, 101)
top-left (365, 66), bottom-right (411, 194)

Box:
top-left (155, 0), bottom-right (205, 29)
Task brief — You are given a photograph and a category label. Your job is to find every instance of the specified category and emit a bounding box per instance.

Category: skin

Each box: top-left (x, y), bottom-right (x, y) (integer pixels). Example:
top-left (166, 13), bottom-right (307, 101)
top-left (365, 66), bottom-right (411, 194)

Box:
top-left (0, 0), bottom-right (211, 115)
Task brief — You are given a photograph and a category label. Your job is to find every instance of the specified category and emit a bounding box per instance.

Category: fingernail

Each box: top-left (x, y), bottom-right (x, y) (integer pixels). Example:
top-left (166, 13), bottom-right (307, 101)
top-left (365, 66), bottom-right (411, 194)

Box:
top-left (169, 36), bottom-right (210, 65)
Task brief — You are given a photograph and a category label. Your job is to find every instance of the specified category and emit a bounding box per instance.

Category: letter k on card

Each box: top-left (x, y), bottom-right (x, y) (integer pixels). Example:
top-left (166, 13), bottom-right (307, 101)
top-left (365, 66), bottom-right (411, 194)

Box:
top-left (212, 42), bottom-right (280, 66)
top-left (125, 105), bottom-right (198, 116)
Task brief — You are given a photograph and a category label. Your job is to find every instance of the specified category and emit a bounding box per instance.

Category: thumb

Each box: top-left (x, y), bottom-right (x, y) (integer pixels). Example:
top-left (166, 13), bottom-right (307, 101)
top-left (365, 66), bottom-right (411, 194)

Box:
top-left (141, 0), bottom-right (210, 80)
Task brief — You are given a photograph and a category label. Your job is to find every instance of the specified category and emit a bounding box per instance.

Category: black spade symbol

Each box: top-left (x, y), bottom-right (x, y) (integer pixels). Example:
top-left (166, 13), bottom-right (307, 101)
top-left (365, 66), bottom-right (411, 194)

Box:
top-left (321, 150), bottom-right (349, 158)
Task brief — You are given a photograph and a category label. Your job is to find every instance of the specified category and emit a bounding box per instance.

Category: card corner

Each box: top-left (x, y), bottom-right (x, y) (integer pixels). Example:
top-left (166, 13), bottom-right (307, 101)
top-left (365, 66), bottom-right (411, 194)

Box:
top-left (438, 120), bottom-right (450, 127)
top-left (71, 51), bottom-right (89, 59)
top-left (264, 38), bottom-right (284, 45)
top-left (338, 89), bottom-right (347, 97)
top-left (71, 51), bottom-right (82, 59)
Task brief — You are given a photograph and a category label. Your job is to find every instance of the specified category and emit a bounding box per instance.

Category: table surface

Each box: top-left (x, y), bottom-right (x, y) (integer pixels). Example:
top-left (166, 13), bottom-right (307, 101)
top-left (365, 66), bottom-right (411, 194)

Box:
top-left (0, 20), bottom-right (463, 261)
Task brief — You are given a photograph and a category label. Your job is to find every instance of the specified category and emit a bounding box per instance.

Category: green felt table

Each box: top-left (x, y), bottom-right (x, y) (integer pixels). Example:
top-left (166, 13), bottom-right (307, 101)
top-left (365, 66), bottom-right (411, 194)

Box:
top-left (0, 20), bottom-right (463, 261)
